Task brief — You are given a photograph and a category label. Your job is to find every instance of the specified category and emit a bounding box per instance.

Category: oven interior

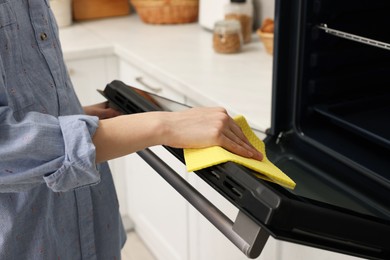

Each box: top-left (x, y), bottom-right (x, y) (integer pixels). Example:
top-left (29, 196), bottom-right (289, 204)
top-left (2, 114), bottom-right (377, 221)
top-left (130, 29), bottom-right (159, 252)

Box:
top-left (267, 0), bottom-right (390, 222)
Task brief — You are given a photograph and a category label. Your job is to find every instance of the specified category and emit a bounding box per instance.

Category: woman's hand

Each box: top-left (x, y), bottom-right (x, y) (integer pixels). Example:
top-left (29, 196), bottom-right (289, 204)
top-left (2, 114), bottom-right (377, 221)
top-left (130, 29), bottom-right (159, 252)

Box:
top-left (83, 102), bottom-right (122, 119)
top-left (163, 107), bottom-right (263, 161)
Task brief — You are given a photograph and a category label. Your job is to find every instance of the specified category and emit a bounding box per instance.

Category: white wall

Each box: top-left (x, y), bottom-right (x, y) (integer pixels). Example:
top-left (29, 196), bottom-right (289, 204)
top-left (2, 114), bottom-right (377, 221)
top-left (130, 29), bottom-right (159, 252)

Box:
top-left (253, 0), bottom-right (275, 29)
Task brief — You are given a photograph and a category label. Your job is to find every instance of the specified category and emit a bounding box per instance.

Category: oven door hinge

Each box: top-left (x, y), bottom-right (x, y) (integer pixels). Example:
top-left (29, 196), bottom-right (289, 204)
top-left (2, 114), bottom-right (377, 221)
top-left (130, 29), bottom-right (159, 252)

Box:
top-left (275, 129), bottom-right (295, 145)
top-left (275, 131), bottom-right (285, 145)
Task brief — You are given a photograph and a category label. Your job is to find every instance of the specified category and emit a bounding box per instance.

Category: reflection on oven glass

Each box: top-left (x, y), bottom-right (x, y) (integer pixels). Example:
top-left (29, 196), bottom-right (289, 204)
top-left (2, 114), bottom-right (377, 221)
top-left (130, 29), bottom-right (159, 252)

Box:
top-left (276, 156), bottom-right (389, 220)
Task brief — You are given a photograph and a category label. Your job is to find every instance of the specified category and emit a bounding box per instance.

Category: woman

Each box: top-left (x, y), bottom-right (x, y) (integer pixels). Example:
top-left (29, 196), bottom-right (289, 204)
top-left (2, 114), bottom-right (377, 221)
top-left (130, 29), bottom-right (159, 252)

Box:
top-left (0, 0), bottom-right (262, 259)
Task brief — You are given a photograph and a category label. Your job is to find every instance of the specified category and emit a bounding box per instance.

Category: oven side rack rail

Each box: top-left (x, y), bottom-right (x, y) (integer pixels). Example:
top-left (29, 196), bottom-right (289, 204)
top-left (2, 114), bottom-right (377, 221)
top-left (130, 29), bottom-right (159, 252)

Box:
top-left (317, 24), bottom-right (390, 51)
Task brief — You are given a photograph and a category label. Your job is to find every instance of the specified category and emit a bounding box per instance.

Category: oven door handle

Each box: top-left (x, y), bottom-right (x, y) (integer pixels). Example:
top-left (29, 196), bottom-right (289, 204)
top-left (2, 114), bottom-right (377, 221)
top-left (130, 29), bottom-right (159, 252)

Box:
top-left (137, 148), bottom-right (269, 259)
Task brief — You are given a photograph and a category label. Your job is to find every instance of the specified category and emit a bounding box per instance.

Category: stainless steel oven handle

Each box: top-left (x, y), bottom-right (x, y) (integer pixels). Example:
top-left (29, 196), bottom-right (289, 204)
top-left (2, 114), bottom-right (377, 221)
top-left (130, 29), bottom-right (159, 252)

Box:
top-left (137, 148), bottom-right (269, 259)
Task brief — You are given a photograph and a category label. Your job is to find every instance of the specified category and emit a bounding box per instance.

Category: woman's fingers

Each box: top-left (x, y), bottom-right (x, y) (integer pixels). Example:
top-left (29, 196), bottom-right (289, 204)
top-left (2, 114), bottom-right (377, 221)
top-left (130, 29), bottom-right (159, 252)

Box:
top-left (221, 118), bottom-right (263, 161)
top-left (83, 102), bottom-right (123, 119)
top-left (225, 117), bottom-right (254, 148)
top-left (100, 107), bottom-right (123, 119)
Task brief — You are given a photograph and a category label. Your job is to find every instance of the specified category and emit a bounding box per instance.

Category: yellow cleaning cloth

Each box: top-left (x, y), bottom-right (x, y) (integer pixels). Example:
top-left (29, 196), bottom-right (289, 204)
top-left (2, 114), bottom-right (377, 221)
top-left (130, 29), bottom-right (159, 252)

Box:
top-left (184, 115), bottom-right (296, 190)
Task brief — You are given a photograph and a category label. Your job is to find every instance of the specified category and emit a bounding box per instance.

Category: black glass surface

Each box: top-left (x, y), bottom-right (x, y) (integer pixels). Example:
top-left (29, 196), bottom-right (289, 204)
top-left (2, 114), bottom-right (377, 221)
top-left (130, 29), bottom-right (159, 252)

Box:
top-left (274, 156), bottom-right (389, 219)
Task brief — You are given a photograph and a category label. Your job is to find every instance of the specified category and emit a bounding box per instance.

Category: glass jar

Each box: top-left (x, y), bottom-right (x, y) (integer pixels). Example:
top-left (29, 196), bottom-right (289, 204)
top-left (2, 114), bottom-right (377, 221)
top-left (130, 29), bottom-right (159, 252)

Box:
top-left (213, 20), bottom-right (243, 54)
top-left (224, 0), bottom-right (253, 44)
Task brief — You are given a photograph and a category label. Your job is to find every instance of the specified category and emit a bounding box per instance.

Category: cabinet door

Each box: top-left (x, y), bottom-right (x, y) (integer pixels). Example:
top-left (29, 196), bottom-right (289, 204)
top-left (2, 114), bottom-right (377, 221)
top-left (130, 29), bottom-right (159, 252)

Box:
top-left (187, 172), bottom-right (278, 260)
top-left (125, 146), bottom-right (189, 260)
top-left (66, 56), bottom-right (118, 105)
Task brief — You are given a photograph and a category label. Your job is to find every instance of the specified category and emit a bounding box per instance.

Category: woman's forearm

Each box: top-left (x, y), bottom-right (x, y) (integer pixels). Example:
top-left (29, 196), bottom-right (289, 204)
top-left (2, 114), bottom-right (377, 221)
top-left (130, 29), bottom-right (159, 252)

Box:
top-left (92, 112), bottom-right (167, 163)
top-left (92, 107), bottom-right (263, 164)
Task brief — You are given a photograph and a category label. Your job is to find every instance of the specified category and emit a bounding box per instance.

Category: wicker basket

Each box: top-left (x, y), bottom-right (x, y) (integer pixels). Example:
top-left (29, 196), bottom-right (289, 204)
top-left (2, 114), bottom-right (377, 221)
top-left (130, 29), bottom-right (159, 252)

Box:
top-left (257, 30), bottom-right (274, 55)
top-left (73, 0), bottom-right (131, 21)
top-left (131, 0), bottom-right (199, 24)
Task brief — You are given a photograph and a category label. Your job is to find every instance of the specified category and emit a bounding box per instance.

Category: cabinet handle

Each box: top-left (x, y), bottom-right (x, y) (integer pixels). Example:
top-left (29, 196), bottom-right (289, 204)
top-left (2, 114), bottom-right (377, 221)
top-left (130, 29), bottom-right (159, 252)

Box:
top-left (137, 148), bottom-right (269, 259)
top-left (135, 76), bottom-right (162, 93)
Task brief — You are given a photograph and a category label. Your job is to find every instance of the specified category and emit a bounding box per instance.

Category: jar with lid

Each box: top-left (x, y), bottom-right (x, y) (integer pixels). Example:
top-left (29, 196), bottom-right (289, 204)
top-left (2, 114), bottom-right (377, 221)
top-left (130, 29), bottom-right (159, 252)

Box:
top-left (213, 20), bottom-right (243, 54)
top-left (224, 0), bottom-right (253, 44)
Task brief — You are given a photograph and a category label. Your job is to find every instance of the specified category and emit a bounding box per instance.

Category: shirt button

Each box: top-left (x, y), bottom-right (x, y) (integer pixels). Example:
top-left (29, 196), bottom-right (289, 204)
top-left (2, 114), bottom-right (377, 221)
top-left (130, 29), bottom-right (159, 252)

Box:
top-left (40, 32), bottom-right (48, 41)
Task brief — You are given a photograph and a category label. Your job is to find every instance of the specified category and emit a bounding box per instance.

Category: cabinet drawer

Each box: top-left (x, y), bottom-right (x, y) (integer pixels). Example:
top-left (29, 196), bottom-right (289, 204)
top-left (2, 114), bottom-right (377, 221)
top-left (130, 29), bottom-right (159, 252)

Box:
top-left (119, 59), bottom-right (185, 103)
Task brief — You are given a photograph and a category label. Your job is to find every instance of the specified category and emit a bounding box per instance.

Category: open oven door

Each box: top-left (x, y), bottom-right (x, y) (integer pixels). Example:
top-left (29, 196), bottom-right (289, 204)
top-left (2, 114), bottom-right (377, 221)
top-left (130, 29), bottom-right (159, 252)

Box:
top-left (98, 1), bottom-right (390, 258)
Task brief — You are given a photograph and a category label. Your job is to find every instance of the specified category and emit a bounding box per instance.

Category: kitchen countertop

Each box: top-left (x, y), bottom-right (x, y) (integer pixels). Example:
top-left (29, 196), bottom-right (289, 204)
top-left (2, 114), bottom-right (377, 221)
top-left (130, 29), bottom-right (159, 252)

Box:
top-left (59, 15), bottom-right (274, 132)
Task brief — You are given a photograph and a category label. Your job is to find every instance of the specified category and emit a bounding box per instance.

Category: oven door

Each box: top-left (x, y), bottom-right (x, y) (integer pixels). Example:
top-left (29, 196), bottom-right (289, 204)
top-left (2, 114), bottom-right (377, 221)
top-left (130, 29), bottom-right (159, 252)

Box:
top-left (100, 78), bottom-right (390, 260)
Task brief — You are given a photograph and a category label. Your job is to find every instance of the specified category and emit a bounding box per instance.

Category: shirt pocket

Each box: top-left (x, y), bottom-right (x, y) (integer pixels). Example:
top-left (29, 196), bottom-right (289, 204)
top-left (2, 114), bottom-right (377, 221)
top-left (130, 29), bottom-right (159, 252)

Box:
top-left (0, 2), bottom-right (35, 120)
top-left (0, 1), bottom-right (16, 28)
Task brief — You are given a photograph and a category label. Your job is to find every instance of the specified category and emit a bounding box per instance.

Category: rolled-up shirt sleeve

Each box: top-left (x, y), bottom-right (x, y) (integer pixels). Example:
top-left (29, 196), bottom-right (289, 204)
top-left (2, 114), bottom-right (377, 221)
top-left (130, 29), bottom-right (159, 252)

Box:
top-left (0, 107), bottom-right (100, 193)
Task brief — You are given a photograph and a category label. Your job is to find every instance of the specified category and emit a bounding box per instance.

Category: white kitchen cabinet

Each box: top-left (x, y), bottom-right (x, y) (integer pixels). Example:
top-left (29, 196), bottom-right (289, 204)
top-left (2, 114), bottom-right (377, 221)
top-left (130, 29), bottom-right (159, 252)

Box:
top-left (66, 55), bottom-right (118, 105)
top-left (125, 146), bottom-right (189, 260)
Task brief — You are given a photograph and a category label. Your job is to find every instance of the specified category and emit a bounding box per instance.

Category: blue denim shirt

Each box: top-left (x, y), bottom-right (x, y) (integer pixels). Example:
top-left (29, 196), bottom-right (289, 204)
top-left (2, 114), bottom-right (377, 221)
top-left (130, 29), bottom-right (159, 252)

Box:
top-left (0, 0), bottom-right (126, 259)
